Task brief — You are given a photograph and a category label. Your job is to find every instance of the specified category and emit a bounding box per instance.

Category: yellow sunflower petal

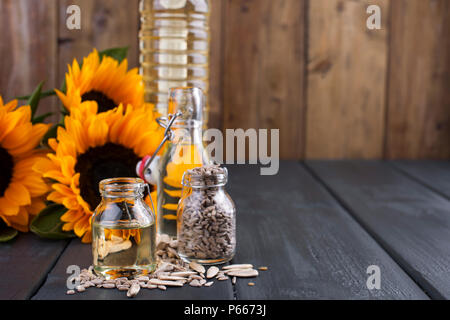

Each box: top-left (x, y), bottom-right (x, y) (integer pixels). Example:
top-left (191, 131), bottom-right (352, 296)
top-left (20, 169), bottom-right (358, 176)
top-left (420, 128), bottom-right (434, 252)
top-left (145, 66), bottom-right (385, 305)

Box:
top-left (61, 209), bottom-right (83, 223)
top-left (4, 182), bottom-right (31, 206)
top-left (0, 197), bottom-right (20, 216)
top-left (74, 215), bottom-right (90, 237)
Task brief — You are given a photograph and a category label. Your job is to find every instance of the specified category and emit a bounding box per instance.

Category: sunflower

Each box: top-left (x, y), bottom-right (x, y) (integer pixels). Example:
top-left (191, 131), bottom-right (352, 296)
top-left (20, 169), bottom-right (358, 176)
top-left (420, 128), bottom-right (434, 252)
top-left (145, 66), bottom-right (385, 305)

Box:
top-left (34, 101), bottom-right (163, 243)
top-left (0, 97), bottom-right (50, 232)
top-left (55, 49), bottom-right (144, 114)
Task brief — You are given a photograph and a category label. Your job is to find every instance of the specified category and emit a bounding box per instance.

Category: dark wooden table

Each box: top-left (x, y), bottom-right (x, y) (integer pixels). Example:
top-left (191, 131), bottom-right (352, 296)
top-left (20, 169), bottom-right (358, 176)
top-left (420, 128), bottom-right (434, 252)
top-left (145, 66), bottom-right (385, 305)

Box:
top-left (2, 161), bottom-right (450, 300)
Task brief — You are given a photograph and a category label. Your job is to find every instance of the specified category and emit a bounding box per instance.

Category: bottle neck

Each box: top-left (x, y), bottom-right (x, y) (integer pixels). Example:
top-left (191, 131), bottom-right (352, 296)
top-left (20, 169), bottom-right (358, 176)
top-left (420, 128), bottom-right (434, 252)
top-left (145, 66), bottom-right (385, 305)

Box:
top-left (171, 122), bottom-right (204, 147)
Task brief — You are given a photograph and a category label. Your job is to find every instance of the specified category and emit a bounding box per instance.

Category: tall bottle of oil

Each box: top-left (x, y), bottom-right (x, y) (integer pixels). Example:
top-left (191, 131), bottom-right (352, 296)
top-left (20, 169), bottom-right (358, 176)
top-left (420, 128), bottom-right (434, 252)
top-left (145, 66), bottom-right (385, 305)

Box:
top-left (139, 0), bottom-right (211, 125)
top-left (157, 87), bottom-right (210, 237)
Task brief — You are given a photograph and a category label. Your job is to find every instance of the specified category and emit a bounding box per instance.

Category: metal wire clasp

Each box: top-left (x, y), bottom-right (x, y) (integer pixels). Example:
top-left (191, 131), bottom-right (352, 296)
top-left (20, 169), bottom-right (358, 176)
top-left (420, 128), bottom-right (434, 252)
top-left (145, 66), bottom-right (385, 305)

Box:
top-left (137, 111), bottom-right (183, 183)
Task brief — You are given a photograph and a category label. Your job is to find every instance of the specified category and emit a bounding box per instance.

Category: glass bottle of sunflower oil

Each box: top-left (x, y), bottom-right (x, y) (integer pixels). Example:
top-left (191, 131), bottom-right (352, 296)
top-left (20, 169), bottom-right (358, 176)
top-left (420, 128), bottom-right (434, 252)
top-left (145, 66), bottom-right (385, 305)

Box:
top-left (157, 87), bottom-right (210, 237)
top-left (139, 0), bottom-right (210, 125)
top-left (92, 178), bottom-right (156, 279)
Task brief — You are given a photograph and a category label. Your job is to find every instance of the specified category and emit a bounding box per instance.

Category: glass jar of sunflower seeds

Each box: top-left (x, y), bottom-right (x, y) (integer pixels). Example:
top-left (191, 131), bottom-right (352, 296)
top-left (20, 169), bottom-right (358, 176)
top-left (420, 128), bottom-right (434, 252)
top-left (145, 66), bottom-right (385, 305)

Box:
top-left (92, 178), bottom-right (157, 279)
top-left (177, 165), bottom-right (236, 265)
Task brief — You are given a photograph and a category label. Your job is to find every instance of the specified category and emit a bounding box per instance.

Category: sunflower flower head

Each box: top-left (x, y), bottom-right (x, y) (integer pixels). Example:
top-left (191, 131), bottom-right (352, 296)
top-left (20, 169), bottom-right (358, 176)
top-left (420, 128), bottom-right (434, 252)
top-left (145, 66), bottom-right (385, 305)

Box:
top-left (34, 101), bottom-right (164, 243)
top-left (55, 49), bottom-right (144, 114)
top-left (0, 97), bottom-right (51, 232)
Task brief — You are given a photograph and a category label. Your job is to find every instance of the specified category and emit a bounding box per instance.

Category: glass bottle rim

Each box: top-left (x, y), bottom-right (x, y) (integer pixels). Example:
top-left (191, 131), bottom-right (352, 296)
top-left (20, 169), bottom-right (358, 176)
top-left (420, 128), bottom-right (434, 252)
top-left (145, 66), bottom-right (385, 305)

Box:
top-left (168, 86), bottom-right (204, 126)
top-left (181, 167), bottom-right (228, 188)
top-left (99, 177), bottom-right (146, 197)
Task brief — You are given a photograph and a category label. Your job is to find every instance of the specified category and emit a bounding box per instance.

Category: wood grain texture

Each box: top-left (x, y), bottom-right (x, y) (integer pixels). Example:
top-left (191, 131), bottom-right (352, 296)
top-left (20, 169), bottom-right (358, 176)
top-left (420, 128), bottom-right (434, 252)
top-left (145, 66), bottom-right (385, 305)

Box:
top-left (58, 0), bottom-right (140, 86)
top-left (0, 233), bottom-right (68, 300)
top-left (386, 0), bottom-right (450, 159)
top-left (208, 0), bottom-right (225, 130)
top-left (0, 0), bottom-right (59, 121)
top-left (307, 160), bottom-right (450, 299)
top-left (223, 0), bottom-right (306, 160)
top-left (228, 162), bottom-right (427, 299)
top-left (33, 239), bottom-right (233, 300)
top-left (391, 161), bottom-right (450, 200)
top-left (306, 0), bottom-right (389, 159)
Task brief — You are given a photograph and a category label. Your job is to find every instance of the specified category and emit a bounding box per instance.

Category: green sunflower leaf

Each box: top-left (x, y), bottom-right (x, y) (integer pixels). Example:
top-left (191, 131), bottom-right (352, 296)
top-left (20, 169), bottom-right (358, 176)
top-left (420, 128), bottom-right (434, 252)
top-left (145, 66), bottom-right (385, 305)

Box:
top-left (27, 81), bottom-right (44, 119)
top-left (30, 204), bottom-right (76, 240)
top-left (99, 47), bottom-right (129, 63)
top-left (0, 220), bottom-right (18, 242)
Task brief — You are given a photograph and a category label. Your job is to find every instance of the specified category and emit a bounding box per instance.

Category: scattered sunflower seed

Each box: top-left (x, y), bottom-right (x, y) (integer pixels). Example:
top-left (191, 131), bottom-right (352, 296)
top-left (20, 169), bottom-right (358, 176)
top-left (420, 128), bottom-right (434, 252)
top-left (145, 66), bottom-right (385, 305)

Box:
top-left (206, 266), bottom-right (219, 279)
top-left (189, 279), bottom-right (202, 287)
top-left (149, 279), bottom-right (184, 287)
top-left (226, 269), bottom-right (259, 278)
top-left (258, 266), bottom-right (268, 271)
top-left (76, 285), bottom-right (85, 292)
top-left (66, 233), bottom-right (264, 298)
top-left (127, 283), bottom-right (140, 298)
top-left (189, 261), bottom-right (206, 274)
top-left (223, 264), bottom-right (253, 270)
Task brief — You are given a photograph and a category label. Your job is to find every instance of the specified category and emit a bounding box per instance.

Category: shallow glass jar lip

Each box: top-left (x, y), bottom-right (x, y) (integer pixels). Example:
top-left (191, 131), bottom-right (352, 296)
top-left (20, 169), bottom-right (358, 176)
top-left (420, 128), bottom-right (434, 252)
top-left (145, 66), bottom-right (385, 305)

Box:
top-left (181, 168), bottom-right (228, 188)
top-left (99, 177), bottom-right (146, 195)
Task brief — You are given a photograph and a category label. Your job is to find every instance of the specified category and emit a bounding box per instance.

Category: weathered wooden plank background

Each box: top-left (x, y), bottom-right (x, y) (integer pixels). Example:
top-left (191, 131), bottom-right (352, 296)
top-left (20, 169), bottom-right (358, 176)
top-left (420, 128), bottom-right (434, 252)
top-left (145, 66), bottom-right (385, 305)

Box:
top-left (0, 0), bottom-right (449, 160)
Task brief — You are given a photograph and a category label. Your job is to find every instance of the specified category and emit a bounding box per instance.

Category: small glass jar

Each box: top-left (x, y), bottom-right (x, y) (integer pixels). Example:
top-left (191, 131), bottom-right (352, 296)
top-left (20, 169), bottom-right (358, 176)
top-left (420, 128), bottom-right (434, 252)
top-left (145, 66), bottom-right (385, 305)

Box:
top-left (177, 167), bottom-right (236, 265)
top-left (91, 178), bottom-right (157, 279)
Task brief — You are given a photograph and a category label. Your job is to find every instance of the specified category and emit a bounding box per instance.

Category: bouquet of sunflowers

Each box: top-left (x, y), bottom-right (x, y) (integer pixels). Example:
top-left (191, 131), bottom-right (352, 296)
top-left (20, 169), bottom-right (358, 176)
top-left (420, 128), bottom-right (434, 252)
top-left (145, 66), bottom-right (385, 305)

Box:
top-left (0, 48), bottom-right (163, 243)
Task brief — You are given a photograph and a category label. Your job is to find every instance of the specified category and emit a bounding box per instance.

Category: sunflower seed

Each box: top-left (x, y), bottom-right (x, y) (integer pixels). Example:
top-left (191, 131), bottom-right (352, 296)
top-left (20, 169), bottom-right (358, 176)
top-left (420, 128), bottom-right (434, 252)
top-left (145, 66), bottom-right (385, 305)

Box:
top-left (232, 277), bottom-right (237, 285)
top-left (158, 275), bottom-right (187, 281)
top-left (171, 271), bottom-right (196, 277)
top-left (206, 266), bottom-right (219, 279)
top-left (189, 275), bottom-right (203, 281)
top-left (76, 285), bottom-right (86, 292)
top-left (204, 281), bottom-right (214, 287)
top-left (189, 279), bottom-right (202, 287)
top-left (217, 276), bottom-right (229, 281)
top-left (169, 240), bottom-right (178, 248)
top-left (102, 283), bottom-right (116, 289)
top-left (127, 283), bottom-right (140, 298)
top-left (226, 269), bottom-right (259, 278)
top-left (117, 285), bottom-right (129, 291)
top-left (189, 262), bottom-right (205, 274)
top-left (223, 264), bottom-right (253, 270)
top-left (149, 279), bottom-right (184, 287)
top-left (158, 285), bottom-right (167, 291)
top-left (146, 284), bottom-right (158, 289)
top-left (66, 290), bottom-right (76, 295)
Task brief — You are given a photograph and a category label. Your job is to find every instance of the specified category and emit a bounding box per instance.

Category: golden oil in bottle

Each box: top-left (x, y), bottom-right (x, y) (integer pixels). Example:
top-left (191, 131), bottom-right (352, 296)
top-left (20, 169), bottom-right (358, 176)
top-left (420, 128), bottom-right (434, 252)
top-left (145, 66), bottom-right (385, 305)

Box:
top-left (139, 0), bottom-right (210, 123)
top-left (92, 222), bottom-right (156, 279)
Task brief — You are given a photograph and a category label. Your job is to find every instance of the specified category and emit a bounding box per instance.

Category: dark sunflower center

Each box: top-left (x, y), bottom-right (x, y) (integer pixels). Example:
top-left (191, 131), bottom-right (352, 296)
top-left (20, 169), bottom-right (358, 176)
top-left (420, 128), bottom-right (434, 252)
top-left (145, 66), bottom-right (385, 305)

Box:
top-left (75, 143), bottom-right (142, 211)
top-left (0, 147), bottom-right (14, 197)
top-left (81, 90), bottom-right (118, 113)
